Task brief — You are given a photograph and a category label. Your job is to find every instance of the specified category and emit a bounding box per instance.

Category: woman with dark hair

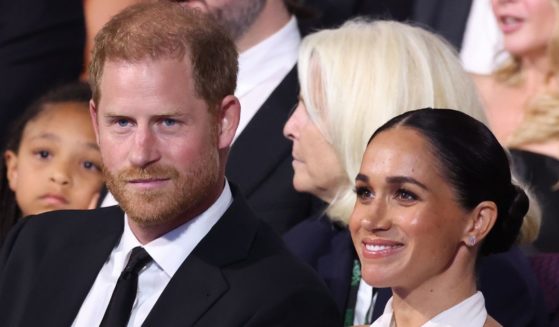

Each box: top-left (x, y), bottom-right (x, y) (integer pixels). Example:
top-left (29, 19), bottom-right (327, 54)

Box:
top-left (351, 108), bottom-right (529, 326)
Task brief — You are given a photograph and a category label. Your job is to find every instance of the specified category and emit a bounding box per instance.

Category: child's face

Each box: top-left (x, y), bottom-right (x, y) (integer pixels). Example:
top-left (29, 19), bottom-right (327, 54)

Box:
top-left (4, 102), bottom-right (104, 216)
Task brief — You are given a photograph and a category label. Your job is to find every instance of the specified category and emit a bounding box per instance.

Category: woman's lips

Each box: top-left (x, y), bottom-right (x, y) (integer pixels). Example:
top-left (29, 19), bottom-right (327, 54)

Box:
top-left (361, 239), bottom-right (404, 259)
top-left (498, 15), bottom-right (524, 34)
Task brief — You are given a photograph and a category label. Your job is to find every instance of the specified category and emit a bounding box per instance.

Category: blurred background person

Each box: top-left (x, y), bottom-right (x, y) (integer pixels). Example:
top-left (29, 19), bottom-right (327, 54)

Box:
top-left (473, 0), bottom-right (559, 253)
top-left (0, 0), bottom-right (85, 147)
top-left (283, 20), bottom-right (547, 327)
top-left (351, 108), bottom-right (527, 327)
top-left (0, 82), bottom-right (104, 245)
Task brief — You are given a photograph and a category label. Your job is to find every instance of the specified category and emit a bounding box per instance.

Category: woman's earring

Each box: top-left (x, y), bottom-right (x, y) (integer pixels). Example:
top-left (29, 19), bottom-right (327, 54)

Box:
top-left (467, 235), bottom-right (477, 247)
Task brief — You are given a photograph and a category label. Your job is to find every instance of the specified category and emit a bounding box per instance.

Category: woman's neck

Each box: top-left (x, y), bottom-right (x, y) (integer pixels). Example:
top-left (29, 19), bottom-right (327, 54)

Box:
top-left (390, 251), bottom-right (478, 326)
top-left (520, 51), bottom-right (553, 92)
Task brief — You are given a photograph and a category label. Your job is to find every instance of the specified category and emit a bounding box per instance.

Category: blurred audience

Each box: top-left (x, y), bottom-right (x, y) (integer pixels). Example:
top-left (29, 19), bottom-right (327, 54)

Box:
top-left (474, 0), bottom-right (559, 252)
top-left (0, 82), bottom-right (104, 245)
top-left (0, 0), bottom-right (85, 147)
top-left (283, 20), bottom-right (547, 326)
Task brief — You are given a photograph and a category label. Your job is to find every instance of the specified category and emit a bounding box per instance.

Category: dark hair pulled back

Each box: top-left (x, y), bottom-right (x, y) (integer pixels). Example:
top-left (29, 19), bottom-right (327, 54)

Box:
top-left (369, 108), bottom-right (528, 255)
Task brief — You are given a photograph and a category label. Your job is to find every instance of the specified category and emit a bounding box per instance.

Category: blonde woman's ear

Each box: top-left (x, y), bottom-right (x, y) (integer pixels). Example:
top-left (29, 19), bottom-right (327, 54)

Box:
top-left (463, 201), bottom-right (498, 247)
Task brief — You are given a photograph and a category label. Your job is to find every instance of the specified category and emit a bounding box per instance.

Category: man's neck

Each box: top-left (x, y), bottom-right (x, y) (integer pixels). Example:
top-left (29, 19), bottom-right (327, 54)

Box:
top-left (235, 2), bottom-right (291, 53)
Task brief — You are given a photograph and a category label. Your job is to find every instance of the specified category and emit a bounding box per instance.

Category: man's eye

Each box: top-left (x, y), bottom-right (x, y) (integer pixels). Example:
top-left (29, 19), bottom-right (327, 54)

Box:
top-left (117, 119), bottom-right (130, 127)
top-left (162, 118), bottom-right (177, 127)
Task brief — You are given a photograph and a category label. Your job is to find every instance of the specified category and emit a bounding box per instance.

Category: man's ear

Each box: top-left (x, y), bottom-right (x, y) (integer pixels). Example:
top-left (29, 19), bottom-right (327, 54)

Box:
top-left (217, 95), bottom-right (240, 150)
top-left (463, 201), bottom-right (498, 247)
top-left (4, 150), bottom-right (19, 192)
top-left (89, 99), bottom-right (100, 145)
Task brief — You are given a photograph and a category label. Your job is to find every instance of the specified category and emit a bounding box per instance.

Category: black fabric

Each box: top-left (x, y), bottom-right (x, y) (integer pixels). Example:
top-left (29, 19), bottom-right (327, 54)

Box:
top-left (0, 186), bottom-right (341, 326)
top-left (100, 247), bottom-right (152, 327)
top-left (0, 0), bottom-right (85, 146)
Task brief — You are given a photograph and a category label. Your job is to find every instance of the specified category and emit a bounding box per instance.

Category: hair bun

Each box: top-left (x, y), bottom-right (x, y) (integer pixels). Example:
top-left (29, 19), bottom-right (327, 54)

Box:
top-left (481, 184), bottom-right (528, 255)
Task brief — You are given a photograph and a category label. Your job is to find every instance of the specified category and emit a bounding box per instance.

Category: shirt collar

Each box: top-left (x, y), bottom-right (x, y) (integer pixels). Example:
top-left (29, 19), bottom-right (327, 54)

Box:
top-left (118, 180), bottom-right (233, 277)
top-left (236, 16), bottom-right (300, 97)
top-left (373, 291), bottom-right (487, 327)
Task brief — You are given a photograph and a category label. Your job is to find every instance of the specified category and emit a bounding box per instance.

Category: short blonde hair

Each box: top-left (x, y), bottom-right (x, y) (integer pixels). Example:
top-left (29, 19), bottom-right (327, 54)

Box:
top-left (298, 20), bottom-right (485, 224)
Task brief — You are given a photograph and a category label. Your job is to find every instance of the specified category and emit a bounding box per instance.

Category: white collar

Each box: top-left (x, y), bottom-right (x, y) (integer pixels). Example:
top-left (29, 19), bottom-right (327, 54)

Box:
top-left (372, 291), bottom-right (487, 327)
top-left (114, 181), bottom-right (233, 278)
top-left (236, 16), bottom-right (300, 98)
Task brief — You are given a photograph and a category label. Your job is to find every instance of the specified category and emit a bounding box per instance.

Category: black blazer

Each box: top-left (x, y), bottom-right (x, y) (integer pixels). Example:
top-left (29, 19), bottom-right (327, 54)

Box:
top-left (226, 65), bottom-right (320, 235)
top-left (284, 215), bottom-right (550, 327)
top-left (0, 190), bottom-right (341, 326)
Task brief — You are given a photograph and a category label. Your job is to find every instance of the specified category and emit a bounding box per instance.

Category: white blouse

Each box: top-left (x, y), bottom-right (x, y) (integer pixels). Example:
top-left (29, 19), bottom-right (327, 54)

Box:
top-left (371, 291), bottom-right (487, 327)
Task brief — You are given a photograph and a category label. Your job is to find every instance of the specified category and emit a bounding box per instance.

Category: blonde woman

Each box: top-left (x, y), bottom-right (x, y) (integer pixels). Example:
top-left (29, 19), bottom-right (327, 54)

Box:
top-left (283, 20), bottom-right (547, 326)
top-left (474, 0), bottom-right (559, 252)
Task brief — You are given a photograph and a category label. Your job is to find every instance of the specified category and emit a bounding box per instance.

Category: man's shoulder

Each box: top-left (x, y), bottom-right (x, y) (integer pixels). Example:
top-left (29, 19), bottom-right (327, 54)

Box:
top-left (3, 206), bottom-right (123, 249)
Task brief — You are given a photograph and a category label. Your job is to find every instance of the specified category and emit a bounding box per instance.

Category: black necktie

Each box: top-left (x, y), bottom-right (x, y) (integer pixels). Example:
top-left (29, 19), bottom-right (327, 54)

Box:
top-left (100, 246), bottom-right (153, 327)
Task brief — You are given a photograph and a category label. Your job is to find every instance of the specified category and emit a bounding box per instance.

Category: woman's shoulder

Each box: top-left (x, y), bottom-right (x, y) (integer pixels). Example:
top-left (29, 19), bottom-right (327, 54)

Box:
top-left (484, 315), bottom-right (502, 327)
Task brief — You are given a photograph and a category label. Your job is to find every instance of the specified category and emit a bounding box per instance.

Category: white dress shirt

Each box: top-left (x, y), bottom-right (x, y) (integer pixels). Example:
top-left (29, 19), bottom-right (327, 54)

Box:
top-left (371, 291), bottom-right (487, 327)
top-left (72, 182), bottom-right (233, 327)
top-left (234, 15), bottom-right (300, 140)
top-left (354, 279), bottom-right (377, 325)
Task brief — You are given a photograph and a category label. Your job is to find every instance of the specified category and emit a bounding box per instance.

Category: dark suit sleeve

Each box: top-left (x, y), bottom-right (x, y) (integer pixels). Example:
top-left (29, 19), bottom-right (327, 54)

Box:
top-left (0, 217), bottom-right (29, 274)
top-left (245, 287), bottom-right (341, 327)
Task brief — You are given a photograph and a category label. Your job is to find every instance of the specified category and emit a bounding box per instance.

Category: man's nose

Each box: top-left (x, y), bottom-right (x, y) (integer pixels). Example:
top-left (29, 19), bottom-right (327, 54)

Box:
top-left (128, 126), bottom-right (161, 168)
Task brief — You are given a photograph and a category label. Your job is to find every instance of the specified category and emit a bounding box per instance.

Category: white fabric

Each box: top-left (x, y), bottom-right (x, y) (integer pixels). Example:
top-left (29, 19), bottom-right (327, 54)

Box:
top-left (72, 182), bottom-right (233, 327)
top-left (460, 0), bottom-right (507, 74)
top-left (234, 15), bottom-right (300, 140)
top-left (371, 291), bottom-right (487, 327)
top-left (354, 278), bottom-right (377, 325)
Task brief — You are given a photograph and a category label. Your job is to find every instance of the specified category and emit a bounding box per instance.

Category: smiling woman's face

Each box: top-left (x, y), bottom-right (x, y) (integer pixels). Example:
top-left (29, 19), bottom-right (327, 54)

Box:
top-left (349, 127), bottom-right (471, 290)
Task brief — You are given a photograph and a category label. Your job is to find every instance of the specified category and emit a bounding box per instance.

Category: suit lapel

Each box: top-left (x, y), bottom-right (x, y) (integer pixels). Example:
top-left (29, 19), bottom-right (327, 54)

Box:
top-left (316, 228), bottom-right (355, 312)
top-left (226, 65), bottom-right (298, 196)
top-left (21, 207), bottom-right (124, 326)
top-left (144, 189), bottom-right (258, 325)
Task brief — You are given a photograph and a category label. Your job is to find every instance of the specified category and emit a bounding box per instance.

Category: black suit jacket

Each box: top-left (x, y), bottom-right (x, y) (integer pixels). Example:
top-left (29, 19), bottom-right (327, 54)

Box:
top-left (284, 215), bottom-right (550, 327)
top-left (0, 191), bottom-right (341, 326)
top-left (226, 66), bottom-right (320, 235)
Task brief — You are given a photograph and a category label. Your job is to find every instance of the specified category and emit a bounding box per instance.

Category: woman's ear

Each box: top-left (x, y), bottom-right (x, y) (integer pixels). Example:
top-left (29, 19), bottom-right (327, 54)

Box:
top-left (4, 150), bottom-right (19, 192)
top-left (463, 201), bottom-right (498, 247)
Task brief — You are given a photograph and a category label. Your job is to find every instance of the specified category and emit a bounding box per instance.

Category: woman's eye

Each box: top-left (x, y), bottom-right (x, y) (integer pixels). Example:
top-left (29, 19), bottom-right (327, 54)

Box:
top-left (396, 189), bottom-right (417, 202)
top-left (354, 186), bottom-right (373, 200)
